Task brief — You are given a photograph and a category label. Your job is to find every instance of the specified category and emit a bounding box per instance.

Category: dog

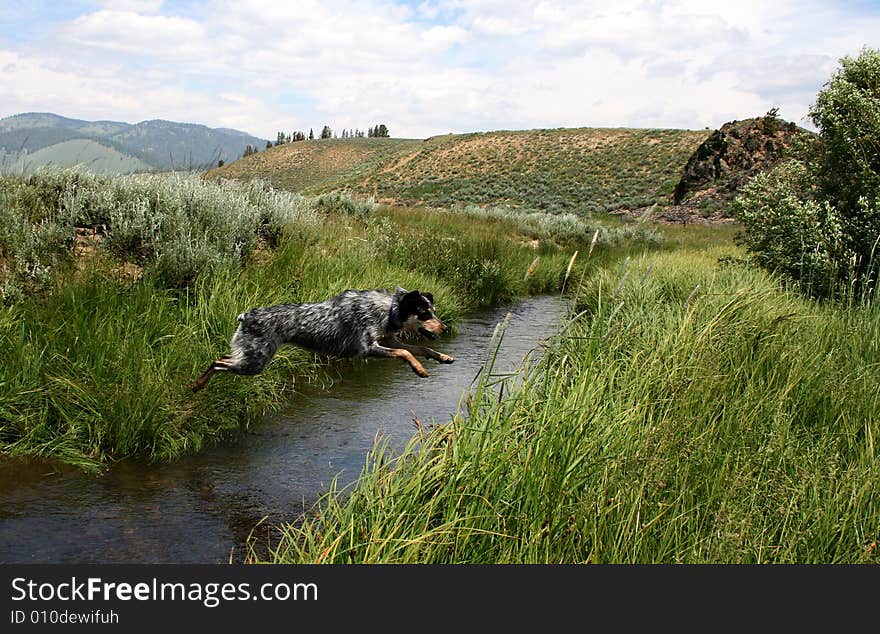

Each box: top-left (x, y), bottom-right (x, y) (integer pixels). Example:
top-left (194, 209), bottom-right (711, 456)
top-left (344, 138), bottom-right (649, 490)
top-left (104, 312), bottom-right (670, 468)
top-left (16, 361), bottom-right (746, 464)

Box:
top-left (192, 286), bottom-right (453, 391)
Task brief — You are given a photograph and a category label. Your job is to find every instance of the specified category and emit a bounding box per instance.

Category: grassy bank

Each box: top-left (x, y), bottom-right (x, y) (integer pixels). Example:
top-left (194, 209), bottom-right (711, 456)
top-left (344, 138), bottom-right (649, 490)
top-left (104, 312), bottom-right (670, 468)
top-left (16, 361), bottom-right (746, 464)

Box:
top-left (0, 170), bottom-right (658, 469)
top-left (267, 245), bottom-right (879, 563)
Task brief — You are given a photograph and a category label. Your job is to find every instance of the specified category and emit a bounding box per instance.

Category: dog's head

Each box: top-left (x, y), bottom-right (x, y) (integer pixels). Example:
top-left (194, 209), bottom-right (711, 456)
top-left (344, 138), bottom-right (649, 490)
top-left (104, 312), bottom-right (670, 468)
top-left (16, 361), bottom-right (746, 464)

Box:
top-left (396, 288), bottom-right (448, 339)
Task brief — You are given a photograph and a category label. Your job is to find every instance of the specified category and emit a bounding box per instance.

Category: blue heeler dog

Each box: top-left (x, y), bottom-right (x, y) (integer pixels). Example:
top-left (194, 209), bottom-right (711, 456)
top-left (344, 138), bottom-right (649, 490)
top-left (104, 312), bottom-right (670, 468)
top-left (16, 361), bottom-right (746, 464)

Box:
top-left (192, 287), bottom-right (453, 391)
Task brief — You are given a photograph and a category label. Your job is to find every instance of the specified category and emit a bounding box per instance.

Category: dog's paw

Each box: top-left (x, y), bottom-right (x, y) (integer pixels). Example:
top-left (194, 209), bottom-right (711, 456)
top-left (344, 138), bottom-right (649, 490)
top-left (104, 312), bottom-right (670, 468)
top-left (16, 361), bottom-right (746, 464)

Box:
top-left (438, 354), bottom-right (455, 364)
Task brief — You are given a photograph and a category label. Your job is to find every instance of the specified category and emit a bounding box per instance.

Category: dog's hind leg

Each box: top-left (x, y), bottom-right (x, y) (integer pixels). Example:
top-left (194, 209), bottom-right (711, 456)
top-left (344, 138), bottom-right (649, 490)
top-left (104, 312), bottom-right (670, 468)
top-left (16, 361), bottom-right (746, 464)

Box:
top-left (192, 355), bottom-right (234, 392)
top-left (383, 339), bottom-right (454, 364)
top-left (367, 343), bottom-right (429, 377)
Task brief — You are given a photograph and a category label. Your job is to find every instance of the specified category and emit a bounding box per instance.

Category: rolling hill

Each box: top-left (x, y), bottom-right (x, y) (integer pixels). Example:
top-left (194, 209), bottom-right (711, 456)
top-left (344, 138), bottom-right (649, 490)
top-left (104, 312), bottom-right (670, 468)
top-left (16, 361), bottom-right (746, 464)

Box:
top-left (3, 139), bottom-right (153, 174)
top-left (207, 127), bottom-right (709, 214)
top-left (208, 137), bottom-right (424, 192)
top-left (0, 112), bottom-right (267, 174)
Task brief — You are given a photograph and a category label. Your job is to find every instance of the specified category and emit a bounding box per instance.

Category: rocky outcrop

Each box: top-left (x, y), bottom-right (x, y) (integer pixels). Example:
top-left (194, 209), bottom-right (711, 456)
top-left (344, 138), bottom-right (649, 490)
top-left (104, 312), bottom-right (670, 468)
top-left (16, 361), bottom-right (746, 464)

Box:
top-left (672, 114), bottom-right (805, 205)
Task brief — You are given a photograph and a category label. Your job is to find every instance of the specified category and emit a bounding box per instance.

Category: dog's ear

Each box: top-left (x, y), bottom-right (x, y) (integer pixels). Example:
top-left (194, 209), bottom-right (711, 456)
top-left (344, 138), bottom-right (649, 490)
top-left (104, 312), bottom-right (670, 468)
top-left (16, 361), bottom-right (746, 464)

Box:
top-left (421, 292), bottom-right (434, 304)
top-left (398, 290), bottom-right (423, 313)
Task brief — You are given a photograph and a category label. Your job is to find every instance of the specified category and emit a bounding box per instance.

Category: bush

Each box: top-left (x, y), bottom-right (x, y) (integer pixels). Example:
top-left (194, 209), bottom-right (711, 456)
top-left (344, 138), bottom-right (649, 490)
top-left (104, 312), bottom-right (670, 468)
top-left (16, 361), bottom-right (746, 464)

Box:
top-left (733, 161), bottom-right (846, 298)
top-left (734, 47), bottom-right (880, 300)
top-left (0, 176), bottom-right (78, 302)
top-left (0, 170), bottom-right (328, 296)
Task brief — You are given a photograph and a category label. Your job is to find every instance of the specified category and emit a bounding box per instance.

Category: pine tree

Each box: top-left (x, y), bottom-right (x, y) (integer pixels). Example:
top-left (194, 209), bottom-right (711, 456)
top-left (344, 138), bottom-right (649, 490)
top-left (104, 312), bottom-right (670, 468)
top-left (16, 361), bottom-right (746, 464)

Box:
top-left (309, 128), bottom-right (314, 140)
top-left (320, 125), bottom-right (332, 139)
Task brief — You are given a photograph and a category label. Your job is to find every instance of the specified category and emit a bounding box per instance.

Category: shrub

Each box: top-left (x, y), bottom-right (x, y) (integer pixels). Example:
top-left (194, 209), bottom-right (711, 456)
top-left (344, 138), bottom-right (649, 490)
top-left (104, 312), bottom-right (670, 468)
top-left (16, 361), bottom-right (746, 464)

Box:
top-left (0, 170), bottom-right (326, 295)
top-left (313, 191), bottom-right (377, 217)
top-left (733, 161), bottom-right (846, 298)
top-left (0, 177), bottom-right (78, 302)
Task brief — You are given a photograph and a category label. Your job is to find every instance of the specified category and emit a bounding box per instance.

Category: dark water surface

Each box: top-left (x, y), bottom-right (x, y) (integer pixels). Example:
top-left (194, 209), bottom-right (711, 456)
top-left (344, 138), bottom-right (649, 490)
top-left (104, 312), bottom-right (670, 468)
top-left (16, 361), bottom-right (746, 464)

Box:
top-left (0, 296), bottom-right (568, 563)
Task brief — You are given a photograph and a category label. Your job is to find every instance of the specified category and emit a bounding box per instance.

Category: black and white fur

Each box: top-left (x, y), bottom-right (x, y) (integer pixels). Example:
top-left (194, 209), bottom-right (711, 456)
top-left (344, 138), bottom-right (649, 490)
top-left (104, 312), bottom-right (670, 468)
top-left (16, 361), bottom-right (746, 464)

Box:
top-left (193, 286), bottom-right (452, 391)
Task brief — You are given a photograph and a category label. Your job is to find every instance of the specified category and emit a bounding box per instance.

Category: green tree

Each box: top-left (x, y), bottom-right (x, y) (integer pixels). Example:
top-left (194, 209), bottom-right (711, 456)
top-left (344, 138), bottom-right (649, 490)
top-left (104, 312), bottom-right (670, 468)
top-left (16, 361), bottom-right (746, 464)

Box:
top-left (308, 128), bottom-right (314, 140)
top-left (320, 125), bottom-right (332, 139)
top-left (734, 47), bottom-right (880, 300)
top-left (810, 48), bottom-right (880, 262)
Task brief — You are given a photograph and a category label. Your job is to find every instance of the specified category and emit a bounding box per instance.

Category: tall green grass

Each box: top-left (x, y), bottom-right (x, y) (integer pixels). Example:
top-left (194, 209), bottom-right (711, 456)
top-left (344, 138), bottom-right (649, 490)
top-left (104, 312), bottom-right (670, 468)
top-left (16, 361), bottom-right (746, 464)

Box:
top-left (267, 247), bottom-right (879, 563)
top-left (1, 170), bottom-right (658, 469)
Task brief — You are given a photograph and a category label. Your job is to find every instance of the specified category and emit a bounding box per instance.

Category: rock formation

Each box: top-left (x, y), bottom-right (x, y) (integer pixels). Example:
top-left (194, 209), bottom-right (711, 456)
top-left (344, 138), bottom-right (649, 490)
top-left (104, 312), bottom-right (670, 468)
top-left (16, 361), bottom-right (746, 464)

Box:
top-left (672, 114), bottom-right (805, 206)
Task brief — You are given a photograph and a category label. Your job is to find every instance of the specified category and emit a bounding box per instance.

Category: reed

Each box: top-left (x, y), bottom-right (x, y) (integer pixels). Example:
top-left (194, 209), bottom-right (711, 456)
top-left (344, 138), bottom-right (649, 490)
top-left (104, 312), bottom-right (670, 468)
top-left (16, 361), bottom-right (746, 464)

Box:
top-left (267, 246), bottom-right (880, 563)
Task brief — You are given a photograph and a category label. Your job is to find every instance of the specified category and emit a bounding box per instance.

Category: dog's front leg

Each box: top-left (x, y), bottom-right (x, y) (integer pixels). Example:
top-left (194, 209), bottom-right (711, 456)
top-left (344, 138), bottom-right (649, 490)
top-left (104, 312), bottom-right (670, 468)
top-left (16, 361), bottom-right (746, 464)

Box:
top-left (192, 355), bottom-right (233, 392)
top-left (367, 343), bottom-right (429, 377)
top-left (383, 339), bottom-right (454, 364)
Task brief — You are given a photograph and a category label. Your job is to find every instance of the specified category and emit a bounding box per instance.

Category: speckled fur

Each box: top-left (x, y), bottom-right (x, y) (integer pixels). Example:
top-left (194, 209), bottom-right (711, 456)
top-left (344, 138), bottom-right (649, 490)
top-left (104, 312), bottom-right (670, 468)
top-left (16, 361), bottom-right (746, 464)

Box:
top-left (193, 286), bottom-right (453, 391)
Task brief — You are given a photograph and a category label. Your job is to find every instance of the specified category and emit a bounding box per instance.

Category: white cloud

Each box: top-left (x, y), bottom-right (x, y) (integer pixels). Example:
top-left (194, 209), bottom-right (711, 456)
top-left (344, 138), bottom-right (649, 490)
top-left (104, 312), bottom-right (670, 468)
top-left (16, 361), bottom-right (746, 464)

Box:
top-left (98, 0), bottom-right (165, 12)
top-left (63, 10), bottom-right (207, 58)
top-left (422, 25), bottom-right (469, 48)
top-left (1, 0), bottom-right (876, 138)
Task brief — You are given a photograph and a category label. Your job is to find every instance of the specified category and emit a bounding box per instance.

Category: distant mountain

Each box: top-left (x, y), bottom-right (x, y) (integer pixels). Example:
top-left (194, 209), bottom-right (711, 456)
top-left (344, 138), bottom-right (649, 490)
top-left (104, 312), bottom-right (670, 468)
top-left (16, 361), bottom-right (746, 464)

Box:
top-left (0, 112), bottom-right (268, 174)
top-left (3, 139), bottom-right (153, 175)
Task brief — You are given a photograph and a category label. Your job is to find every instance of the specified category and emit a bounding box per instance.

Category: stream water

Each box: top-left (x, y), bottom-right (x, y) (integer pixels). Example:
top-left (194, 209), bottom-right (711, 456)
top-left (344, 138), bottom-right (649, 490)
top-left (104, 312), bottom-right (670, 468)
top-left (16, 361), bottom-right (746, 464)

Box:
top-left (0, 295), bottom-right (568, 563)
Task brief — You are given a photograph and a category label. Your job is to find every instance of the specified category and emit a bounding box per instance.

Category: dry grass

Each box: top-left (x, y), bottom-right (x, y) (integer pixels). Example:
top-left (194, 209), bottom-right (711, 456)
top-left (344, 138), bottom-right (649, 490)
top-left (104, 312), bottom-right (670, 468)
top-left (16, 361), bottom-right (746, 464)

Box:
top-left (206, 138), bottom-right (422, 193)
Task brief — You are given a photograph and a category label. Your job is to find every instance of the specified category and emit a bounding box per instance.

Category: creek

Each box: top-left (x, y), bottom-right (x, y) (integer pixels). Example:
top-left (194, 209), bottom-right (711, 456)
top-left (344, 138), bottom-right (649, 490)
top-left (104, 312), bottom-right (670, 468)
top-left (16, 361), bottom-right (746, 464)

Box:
top-left (0, 295), bottom-right (568, 563)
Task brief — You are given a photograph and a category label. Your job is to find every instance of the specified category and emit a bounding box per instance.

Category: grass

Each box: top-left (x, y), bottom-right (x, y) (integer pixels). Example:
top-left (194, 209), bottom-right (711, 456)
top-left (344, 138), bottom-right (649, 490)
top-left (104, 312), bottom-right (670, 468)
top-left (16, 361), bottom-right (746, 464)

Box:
top-left (265, 242), bottom-right (880, 563)
top-left (0, 170), bottom-right (657, 469)
top-left (8, 163), bottom-right (874, 563)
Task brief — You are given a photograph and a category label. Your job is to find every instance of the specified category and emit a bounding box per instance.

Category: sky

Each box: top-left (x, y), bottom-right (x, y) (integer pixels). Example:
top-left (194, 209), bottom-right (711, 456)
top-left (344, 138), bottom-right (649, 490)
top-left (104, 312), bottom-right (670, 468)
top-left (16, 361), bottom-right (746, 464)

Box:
top-left (0, 0), bottom-right (877, 139)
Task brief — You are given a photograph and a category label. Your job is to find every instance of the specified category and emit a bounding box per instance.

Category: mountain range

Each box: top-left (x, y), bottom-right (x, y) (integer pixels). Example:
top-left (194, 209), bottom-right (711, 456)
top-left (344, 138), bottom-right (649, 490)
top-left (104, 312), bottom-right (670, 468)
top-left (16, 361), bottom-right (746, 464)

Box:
top-left (0, 112), bottom-right (267, 174)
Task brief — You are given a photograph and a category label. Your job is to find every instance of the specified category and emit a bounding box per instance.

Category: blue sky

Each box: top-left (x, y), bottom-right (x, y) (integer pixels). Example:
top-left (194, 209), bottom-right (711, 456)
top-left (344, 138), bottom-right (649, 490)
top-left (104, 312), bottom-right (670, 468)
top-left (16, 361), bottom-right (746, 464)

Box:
top-left (0, 1), bottom-right (877, 139)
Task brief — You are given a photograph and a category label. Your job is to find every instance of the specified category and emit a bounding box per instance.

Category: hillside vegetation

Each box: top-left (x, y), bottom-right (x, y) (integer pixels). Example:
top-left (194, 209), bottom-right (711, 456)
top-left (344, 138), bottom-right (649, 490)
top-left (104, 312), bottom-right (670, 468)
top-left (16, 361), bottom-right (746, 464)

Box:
top-left (208, 127), bottom-right (708, 214)
top-left (209, 137), bottom-right (422, 193)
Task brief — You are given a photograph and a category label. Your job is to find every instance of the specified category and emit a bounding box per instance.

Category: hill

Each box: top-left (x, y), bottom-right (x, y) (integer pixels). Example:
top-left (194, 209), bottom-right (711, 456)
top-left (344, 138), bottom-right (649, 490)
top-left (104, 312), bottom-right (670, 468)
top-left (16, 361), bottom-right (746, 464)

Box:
top-left (2, 139), bottom-right (153, 174)
top-left (0, 112), bottom-right (267, 174)
top-left (600, 114), bottom-right (811, 223)
top-left (208, 128), bottom-right (708, 214)
top-left (208, 137), bottom-right (423, 192)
